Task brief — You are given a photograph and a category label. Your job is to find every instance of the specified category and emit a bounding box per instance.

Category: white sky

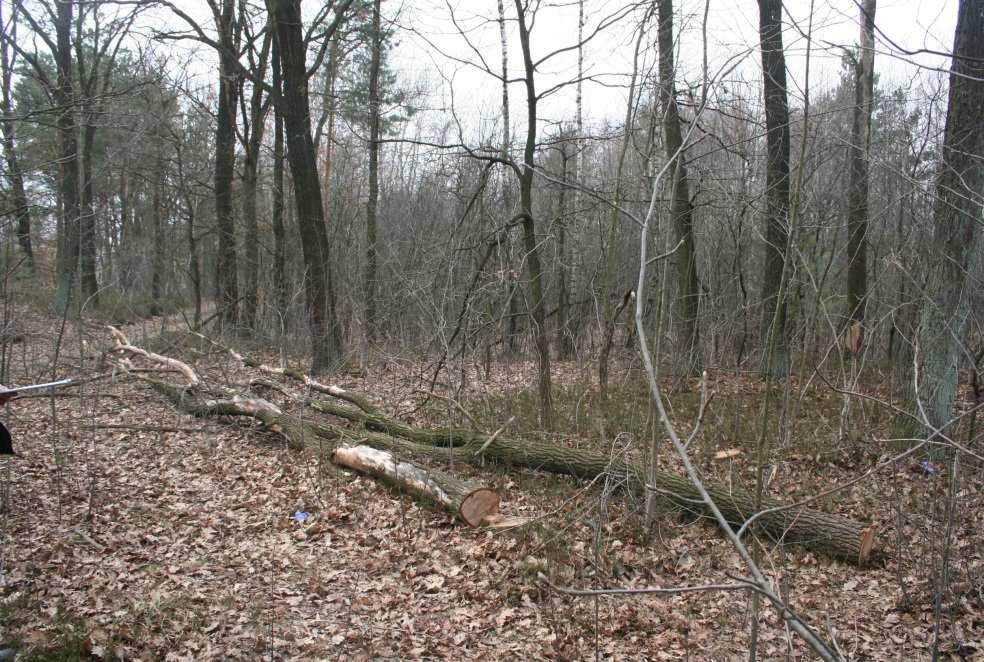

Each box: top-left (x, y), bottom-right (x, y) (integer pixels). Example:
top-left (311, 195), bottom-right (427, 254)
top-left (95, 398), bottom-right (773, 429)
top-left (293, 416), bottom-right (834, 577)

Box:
top-left (145, 0), bottom-right (960, 138)
top-left (390, 0), bottom-right (959, 136)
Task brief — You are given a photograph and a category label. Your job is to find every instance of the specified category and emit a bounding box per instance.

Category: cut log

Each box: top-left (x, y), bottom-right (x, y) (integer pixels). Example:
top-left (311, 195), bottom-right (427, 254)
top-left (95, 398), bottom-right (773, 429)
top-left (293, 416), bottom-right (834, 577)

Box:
top-left (308, 397), bottom-right (878, 565)
top-left (126, 333), bottom-right (878, 566)
top-left (333, 444), bottom-right (499, 526)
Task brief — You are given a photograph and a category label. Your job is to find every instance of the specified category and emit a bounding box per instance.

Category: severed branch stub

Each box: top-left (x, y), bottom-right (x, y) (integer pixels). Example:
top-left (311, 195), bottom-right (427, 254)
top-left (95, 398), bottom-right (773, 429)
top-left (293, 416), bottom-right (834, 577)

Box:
top-left (333, 444), bottom-right (500, 526)
top-left (108, 326), bottom-right (200, 386)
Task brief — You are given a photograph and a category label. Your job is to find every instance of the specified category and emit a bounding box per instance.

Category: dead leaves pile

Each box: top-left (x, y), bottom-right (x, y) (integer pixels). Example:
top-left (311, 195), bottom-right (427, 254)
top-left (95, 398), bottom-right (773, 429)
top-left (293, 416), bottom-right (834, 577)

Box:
top-left (0, 315), bottom-right (980, 660)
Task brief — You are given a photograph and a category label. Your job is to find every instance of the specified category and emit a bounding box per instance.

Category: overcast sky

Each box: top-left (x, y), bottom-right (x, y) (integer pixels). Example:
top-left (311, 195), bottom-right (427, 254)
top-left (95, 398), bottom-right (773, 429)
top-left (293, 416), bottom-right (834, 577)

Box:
top-left (152, 0), bottom-right (960, 140)
top-left (387, 0), bottom-right (959, 137)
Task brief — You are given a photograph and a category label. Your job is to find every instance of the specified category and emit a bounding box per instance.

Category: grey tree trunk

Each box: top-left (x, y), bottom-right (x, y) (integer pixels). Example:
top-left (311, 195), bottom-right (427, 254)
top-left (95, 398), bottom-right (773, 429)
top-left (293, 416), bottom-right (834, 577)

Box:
top-left (757, 0), bottom-right (792, 377)
top-left (906, 0), bottom-right (984, 439)
top-left (268, 0), bottom-right (347, 373)
top-left (214, 0), bottom-right (241, 329)
top-left (271, 38), bottom-right (287, 325)
top-left (0, 2), bottom-right (33, 272)
top-left (53, 0), bottom-right (81, 317)
top-left (364, 0), bottom-right (382, 363)
top-left (657, 0), bottom-right (702, 376)
top-left (513, 0), bottom-right (554, 430)
top-left (240, 32), bottom-right (271, 333)
top-left (845, 0), bottom-right (877, 352)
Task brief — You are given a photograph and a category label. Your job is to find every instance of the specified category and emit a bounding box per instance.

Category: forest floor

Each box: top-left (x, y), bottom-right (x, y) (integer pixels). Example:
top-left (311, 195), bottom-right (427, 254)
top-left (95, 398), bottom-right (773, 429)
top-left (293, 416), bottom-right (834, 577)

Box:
top-left (0, 303), bottom-right (981, 660)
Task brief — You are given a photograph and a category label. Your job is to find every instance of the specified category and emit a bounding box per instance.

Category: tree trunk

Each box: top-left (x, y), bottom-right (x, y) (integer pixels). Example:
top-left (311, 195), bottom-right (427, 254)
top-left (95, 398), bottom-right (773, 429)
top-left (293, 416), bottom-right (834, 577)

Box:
top-left (151, 145), bottom-right (165, 313)
top-left (657, 0), bottom-right (702, 376)
top-left (513, 0), bottom-right (554, 430)
top-left (845, 0), bottom-right (876, 353)
top-left (757, 0), bottom-right (791, 377)
top-left (119, 332), bottom-right (877, 566)
top-left (241, 33), bottom-right (271, 333)
top-left (79, 120), bottom-right (99, 305)
top-left (363, 0), bottom-right (382, 364)
top-left (906, 0), bottom-right (984, 439)
top-left (0, 5), bottom-right (33, 272)
top-left (214, 0), bottom-right (241, 329)
top-left (555, 145), bottom-right (574, 360)
top-left (271, 37), bottom-right (287, 326)
top-left (333, 445), bottom-right (499, 526)
top-left (302, 397), bottom-right (876, 565)
top-left (268, 0), bottom-right (345, 373)
top-left (53, 0), bottom-right (80, 317)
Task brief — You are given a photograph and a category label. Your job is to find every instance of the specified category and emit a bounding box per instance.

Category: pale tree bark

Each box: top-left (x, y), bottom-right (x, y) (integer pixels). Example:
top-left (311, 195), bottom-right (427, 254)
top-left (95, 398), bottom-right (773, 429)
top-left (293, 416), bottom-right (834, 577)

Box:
top-left (757, 0), bottom-right (791, 377)
top-left (496, 0), bottom-right (519, 357)
top-left (513, 0), bottom-right (554, 430)
top-left (907, 0), bottom-right (984, 439)
top-left (845, 0), bottom-right (876, 352)
top-left (657, 0), bottom-right (702, 375)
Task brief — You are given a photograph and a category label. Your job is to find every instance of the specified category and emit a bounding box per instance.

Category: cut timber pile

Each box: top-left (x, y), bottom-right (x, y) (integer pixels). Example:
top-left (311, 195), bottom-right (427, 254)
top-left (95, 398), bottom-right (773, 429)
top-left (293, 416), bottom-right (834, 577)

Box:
top-left (108, 328), bottom-right (877, 566)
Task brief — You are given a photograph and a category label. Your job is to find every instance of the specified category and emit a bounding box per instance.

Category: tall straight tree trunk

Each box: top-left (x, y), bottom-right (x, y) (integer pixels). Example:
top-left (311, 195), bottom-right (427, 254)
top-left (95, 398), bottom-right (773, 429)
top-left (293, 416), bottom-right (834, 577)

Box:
top-left (757, 0), bottom-right (792, 377)
top-left (268, 0), bottom-right (345, 374)
top-left (657, 0), bottom-right (702, 376)
top-left (240, 32), bottom-right (271, 333)
top-left (0, 2), bottom-right (32, 272)
top-left (214, 0), bottom-right (241, 329)
top-left (496, 0), bottom-right (519, 357)
top-left (271, 37), bottom-right (287, 324)
top-left (513, 0), bottom-right (554, 430)
top-left (555, 145), bottom-right (573, 359)
top-left (53, 0), bottom-right (80, 317)
top-left (79, 122), bottom-right (99, 305)
top-left (151, 145), bottom-right (165, 313)
top-left (363, 0), bottom-right (382, 364)
top-left (906, 0), bottom-right (984, 439)
top-left (845, 0), bottom-right (876, 351)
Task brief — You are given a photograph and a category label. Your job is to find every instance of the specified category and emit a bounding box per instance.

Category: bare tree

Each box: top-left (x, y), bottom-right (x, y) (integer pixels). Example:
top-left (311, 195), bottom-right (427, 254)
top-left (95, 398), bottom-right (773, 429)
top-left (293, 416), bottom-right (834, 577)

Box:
top-left (907, 0), bottom-right (984, 439)
top-left (657, 0), bottom-right (702, 375)
top-left (266, 0), bottom-right (352, 373)
top-left (0, 0), bottom-right (33, 272)
top-left (757, 0), bottom-right (791, 377)
top-left (845, 0), bottom-right (876, 352)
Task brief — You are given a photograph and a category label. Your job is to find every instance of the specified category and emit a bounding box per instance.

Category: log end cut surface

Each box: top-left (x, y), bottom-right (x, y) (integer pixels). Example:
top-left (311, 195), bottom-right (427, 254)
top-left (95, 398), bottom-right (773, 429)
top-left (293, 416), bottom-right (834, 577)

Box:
top-left (459, 488), bottom-right (500, 527)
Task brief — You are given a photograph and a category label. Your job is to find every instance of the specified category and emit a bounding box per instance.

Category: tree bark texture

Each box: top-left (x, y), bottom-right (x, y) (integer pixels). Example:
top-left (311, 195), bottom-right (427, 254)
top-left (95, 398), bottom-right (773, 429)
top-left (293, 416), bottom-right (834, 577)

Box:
top-left (53, 0), bottom-right (81, 316)
top-left (513, 0), bottom-right (554, 430)
top-left (845, 0), bottom-right (876, 352)
top-left (268, 0), bottom-right (345, 373)
top-left (907, 0), bottom-right (984, 438)
top-left (363, 0), bottom-right (382, 362)
top-left (214, 0), bottom-right (241, 329)
top-left (757, 0), bottom-right (791, 377)
top-left (657, 0), bottom-right (702, 376)
top-left (333, 444), bottom-right (500, 526)
top-left (0, 4), bottom-right (33, 271)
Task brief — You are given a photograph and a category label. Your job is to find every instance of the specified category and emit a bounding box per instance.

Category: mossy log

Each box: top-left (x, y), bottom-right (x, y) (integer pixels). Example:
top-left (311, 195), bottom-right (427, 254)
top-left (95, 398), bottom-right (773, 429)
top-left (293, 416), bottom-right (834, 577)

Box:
top-left (145, 380), bottom-right (499, 527)
top-left (309, 397), bottom-right (877, 565)
top-left (333, 444), bottom-right (499, 525)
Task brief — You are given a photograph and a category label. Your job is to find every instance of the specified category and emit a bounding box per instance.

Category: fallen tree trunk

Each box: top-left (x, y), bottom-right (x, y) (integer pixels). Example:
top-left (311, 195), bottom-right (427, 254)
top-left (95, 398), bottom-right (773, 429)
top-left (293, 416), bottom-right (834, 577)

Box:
top-left (116, 329), bottom-right (876, 565)
top-left (142, 379), bottom-right (500, 527)
top-left (333, 444), bottom-right (499, 526)
top-left (307, 397), bottom-right (877, 565)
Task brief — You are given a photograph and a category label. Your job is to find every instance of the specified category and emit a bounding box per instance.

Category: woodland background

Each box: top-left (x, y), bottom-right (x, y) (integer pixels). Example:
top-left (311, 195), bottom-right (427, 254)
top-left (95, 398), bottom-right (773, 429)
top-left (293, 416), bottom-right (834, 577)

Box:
top-left (0, 0), bottom-right (982, 659)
